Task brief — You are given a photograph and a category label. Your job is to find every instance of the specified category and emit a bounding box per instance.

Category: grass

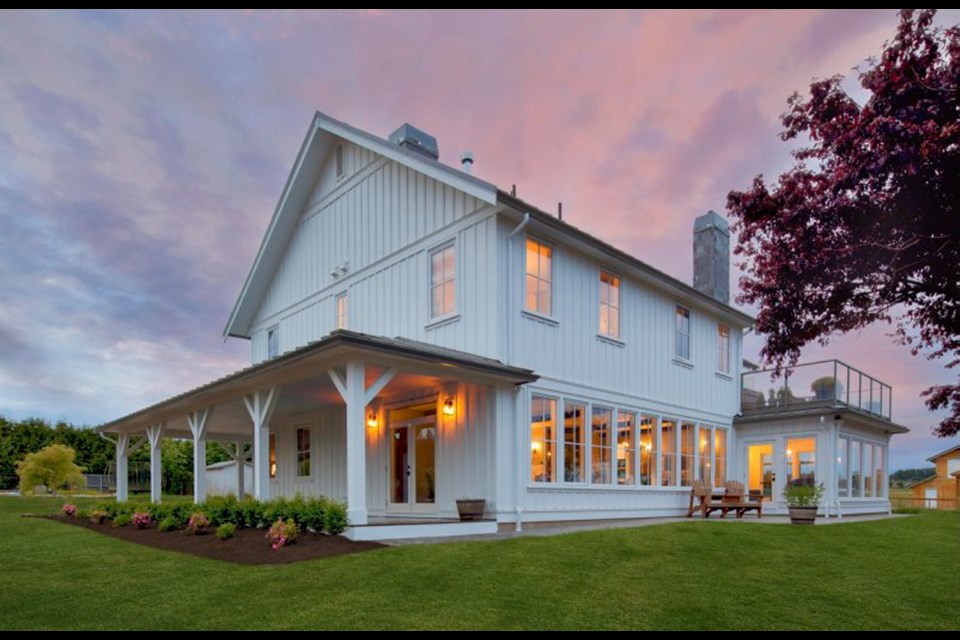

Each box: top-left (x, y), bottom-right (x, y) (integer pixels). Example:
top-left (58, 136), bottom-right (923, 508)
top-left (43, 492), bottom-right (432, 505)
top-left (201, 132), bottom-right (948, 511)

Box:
top-left (0, 497), bottom-right (957, 630)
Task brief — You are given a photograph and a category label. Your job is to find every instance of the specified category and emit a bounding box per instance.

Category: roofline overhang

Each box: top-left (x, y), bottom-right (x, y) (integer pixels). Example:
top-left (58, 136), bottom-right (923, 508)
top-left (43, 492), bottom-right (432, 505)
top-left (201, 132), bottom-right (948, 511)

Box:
top-left (497, 191), bottom-right (755, 328)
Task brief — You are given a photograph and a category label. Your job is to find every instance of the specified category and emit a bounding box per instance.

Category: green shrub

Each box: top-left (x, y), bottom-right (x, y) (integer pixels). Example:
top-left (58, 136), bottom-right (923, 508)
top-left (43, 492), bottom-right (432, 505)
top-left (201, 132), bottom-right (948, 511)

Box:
top-left (237, 498), bottom-right (266, 529)
top-left (89, 509), bottom-right (108, 524)
top-left (299, 497), bottom-right (326, 532)
top-left (206, 495), bottom-right (241, 526)
top-left (263, 497), bottom-right (291, 525)
top-left (215, 522), bottom-right (237, 540)
top-left (112, 514), bottom-right (132, 527)
top-left (323, 501), bottom-right (348, 535)
top-left (187, 512), bottom-right (210, 534)
top-left (266, 517), bottom-right (298, 549)
top-left (75, 508), bottom-right (89, 521)
top-left (158, 516), bottom-right (179, 532)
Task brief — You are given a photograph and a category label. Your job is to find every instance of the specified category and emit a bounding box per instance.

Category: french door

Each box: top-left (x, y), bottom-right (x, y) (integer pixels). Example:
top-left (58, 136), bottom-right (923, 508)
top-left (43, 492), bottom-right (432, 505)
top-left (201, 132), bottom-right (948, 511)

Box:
top-left (388, 415), bottom-right (436, 513)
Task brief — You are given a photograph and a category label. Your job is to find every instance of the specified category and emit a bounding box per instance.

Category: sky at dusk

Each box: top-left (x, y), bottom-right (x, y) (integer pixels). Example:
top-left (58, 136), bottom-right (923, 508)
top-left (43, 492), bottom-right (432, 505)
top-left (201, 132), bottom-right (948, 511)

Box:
top-left (1, 9), bottom-right (958, 470)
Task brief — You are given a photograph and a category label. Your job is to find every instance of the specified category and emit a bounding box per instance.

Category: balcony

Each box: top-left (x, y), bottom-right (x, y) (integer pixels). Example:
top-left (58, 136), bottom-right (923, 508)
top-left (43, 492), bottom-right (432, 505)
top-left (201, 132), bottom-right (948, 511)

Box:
top-left (741, 360), bottom-right (892, 421)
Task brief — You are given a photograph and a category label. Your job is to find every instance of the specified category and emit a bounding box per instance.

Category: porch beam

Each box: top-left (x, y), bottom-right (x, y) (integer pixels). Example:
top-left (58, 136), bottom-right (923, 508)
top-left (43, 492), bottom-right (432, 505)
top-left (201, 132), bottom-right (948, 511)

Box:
top-left (145, 423), bottom-right (165, 504)
top-left (328, 367), bottom-right (348, 402)
top-left (345, 360), bottom-right (368, 525)
top-left (188, 409), bottom-right (212, 504)
top-left (364, 367), bottom-right (397, 404)
top-left (115, 433), bottom-right (129, 503)
top-left (244, 387), bottom-right (278, 501)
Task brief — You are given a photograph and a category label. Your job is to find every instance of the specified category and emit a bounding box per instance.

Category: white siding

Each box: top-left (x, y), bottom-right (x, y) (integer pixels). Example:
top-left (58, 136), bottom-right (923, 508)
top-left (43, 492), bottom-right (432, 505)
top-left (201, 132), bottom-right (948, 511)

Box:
top-left (500, 216), bottom-right (741, 423)
top-left (269, 408), bottom-right (347, 501)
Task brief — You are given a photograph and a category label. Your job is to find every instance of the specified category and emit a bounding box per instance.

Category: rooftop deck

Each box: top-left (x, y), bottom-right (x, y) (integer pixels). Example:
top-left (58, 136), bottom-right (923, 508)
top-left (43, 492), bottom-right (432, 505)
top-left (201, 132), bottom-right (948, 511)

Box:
top-left (741, 359), bottom-right (892, 421)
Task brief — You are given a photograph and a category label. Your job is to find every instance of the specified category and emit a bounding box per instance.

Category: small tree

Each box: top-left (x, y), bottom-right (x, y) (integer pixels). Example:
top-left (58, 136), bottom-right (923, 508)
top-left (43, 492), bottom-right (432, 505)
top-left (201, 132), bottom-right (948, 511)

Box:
top-left (16, 444), bottom-right (85, 495)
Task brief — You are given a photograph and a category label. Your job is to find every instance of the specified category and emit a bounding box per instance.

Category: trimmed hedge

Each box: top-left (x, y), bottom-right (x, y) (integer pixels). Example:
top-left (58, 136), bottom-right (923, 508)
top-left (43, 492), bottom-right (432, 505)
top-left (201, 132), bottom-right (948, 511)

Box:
top-left (92, 495), bottom-right (349, 535)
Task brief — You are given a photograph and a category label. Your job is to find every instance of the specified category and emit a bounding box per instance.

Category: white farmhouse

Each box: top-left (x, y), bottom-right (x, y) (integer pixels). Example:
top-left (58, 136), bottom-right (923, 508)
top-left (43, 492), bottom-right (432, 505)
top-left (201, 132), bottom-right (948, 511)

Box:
top-left (98, 112), bottom-right (906, 539)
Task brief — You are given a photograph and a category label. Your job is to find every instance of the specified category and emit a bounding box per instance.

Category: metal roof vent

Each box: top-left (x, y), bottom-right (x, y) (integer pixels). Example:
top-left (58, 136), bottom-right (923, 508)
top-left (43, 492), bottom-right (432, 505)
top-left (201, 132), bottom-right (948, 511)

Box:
top-left (389, 123), bottom-right (439, 161)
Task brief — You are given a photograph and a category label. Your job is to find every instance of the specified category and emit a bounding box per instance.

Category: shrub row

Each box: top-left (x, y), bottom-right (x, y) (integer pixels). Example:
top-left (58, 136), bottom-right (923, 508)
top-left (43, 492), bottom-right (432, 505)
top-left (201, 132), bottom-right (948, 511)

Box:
top-left (84, 495), bottom-right (348, 536)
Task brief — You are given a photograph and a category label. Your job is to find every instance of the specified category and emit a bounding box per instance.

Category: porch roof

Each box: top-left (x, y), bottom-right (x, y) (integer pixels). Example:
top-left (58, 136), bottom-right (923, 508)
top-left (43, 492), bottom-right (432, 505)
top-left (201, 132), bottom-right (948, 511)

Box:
top-left (96, 330), bottom-right (537, 438)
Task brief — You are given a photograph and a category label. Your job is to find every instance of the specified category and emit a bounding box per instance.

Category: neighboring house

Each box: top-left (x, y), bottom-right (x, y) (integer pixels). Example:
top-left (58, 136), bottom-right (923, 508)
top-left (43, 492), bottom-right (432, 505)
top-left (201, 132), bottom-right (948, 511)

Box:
top-left (909, 445), bottom-right (960, 510)
top-left (97, 111), bottom-right (907, 539)
top-left (205, 460), bottom-right (253, 498)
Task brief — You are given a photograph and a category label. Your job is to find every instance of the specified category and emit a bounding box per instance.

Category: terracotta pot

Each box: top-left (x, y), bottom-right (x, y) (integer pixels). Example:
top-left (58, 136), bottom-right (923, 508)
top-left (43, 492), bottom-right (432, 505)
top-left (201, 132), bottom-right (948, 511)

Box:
top-left (788, 506), bottom-right (818, 525)
top-left (456, 499), bottom-right (486, 521)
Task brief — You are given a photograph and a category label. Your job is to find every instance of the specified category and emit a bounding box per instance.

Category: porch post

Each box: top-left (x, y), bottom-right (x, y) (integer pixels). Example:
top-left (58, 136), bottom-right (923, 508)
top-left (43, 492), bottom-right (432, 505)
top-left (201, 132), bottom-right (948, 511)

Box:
top-left (235, 443), bottom-right (246, 499)
top-left (345, 360), bottom-right (368, 525)
top-left (244, 388), bottom-right (278, 501)
top-left (145, 424), bottom-right (165, 504)
top-left (116, 433), bottom-right (129, 502)
top-left (188, 409), bottom-right (211, 504)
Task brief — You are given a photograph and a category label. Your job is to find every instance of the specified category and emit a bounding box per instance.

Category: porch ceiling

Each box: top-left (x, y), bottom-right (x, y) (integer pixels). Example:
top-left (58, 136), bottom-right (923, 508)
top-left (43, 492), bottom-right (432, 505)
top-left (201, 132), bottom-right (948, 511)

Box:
top-left (97, 330), bottom-right (537, 438)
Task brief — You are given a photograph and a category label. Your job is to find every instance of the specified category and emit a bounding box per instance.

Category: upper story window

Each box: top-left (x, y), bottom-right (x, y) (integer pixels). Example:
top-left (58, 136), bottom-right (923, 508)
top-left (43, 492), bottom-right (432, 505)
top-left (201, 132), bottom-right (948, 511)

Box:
top-left (599, 271), bottom-right (620, 339)
top-left (336, 292), bottom-right (348, 330)
top-left (717, 324), bottom-right (730, 374)
top-left (335, 144), bottom-right (344, 178)
top-left (525, 237), bottom-right (553, 316)
top-left (430, 244), bottom-right (456, 319)
top-left (675, 305), bottom-right (691, 360)
top-left (267, 325), bottom-right (279, 359)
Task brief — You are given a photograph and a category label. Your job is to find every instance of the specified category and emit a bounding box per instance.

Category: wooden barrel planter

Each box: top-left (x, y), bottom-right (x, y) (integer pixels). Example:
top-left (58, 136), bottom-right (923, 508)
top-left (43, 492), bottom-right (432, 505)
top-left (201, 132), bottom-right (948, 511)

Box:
top-left (788, 506), bottom-right (818, 525)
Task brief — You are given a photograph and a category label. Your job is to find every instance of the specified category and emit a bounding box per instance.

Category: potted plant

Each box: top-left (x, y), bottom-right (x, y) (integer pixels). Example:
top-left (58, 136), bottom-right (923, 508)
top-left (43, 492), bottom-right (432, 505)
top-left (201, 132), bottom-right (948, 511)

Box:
top-left (811, 376), bottom-right (842, 401)
top-left (455, 497), bottom-right (486, 521)
top-left (782, 481), bottom-right (824, 525)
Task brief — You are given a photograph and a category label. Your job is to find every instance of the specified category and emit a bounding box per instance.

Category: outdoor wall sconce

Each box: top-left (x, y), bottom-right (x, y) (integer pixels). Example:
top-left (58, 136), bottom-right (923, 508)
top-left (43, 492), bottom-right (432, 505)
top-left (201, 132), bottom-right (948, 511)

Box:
top-left (442, 397), bottom-right (456, 417)
top-left (366, 412), bottom-right (378, 429)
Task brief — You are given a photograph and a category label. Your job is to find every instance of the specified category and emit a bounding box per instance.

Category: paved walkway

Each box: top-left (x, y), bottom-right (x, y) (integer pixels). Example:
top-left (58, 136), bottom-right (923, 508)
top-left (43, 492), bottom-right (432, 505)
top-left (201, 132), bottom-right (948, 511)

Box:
top-left (386, 512), bottom-right (906, 545)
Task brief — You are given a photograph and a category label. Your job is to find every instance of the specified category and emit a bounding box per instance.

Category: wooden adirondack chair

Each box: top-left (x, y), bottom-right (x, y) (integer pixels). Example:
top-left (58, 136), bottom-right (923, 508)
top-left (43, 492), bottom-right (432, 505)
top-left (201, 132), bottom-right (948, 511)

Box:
top-left (722, 480), bottom-right (763, 519)
top-left (686, 479), bottom-right (725, 518)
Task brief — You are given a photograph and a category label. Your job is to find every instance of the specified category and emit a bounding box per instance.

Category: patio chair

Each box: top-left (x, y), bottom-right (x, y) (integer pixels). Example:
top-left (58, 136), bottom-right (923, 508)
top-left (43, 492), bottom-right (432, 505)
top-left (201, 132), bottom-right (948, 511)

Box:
top-left (686, 479), bottom-right (725, 518)
top-left (721, 480), bottom-right (763, 519)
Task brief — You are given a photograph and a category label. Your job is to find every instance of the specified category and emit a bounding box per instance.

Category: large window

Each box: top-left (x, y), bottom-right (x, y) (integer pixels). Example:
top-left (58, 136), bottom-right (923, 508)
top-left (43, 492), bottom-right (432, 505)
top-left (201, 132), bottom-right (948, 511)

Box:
top-left (599, 271), bottom-right (621, 339)
top-left (591, 407), bottom-right (613, 484)
top-left (698, 425), bottom-right (713, 484)
top-left (269, 433), bottom-right (277, 479)
top-left (837, 438), bottom-right (848, 497)
top-left (336, 292), bottom-right (348, 330)
top-left (714, 429), bottom-right (727, 486)
top-left (864, 443), bottom-right (874, 497)
top-left (617, 411), bottom-right (637, 485)
top-left (430, 244), bottom-right (456, 319)
top-left (525, 238), bottom-right (553, 316)
top-left (661, 419), bottom-right (676, 486)
top-left (296, 428), bottom-right (311, 477)
top-left (717, 324), bottom-right (730, 374)
top-left (786, 437), bottom-right (816, 486)
top-left (680, 422), bottom-right (695, 486)
top-left (675, 305), bottom-right (690, 360)
top-left (850, 441), bottom-right (862, 497)
top-left (875, 446), bottom-right (885, 498)
top-left (531, 396), bottom-right (557, 483)
top-left (563, 402), bottom-right (586, 483)
top-left (640, 415), bottom-right (656, 486)
top-left (267, 325), bottom-right (279, 359)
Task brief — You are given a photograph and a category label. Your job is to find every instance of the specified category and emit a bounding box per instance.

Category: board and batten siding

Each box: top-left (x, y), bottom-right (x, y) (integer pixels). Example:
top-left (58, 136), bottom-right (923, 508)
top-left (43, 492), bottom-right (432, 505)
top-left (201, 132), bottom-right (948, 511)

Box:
top-left (499, 215), bottom-right (741, 423)
top-left (250, 141), bottom-right (487, 360)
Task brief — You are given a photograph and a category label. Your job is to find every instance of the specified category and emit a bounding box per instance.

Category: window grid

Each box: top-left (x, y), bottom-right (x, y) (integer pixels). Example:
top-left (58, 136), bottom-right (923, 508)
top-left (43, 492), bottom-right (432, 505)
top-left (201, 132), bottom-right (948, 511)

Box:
top-left (675, 305), bottom-right (691, 360)
top-left (296, 428), bottom-right (311, 478)
top-left (430, 245), bottom-right (456, 319)
top-left (336, 292), bottom-right (348, 330)
top-left (525, 238), bottom-right (553, 316)
top-left (717, 324), bottom-right (730, 374)
top-left (599, 271), bottom-right (621, 339)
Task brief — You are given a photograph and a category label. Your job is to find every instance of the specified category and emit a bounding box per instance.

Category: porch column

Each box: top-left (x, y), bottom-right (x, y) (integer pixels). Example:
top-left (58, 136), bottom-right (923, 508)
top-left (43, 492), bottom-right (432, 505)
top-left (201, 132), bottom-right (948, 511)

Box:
top-left (235, 443), bottom-right (246, 499)
top-left (345, 361), bottom-right (367, 525)
top-left (244, 388), bottom-right (278, 501)
top-left (115, 433), bottom-right (129, 502)
top-left (145, 424), bottom-right (165, 504)
top-left (188, 409), bottom-right (211, 504)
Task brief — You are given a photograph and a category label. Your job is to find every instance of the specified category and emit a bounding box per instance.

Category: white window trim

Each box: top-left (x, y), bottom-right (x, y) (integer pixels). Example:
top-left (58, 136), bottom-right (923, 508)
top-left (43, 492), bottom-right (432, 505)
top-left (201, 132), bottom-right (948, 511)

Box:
top-left (717, 323), bottom-right (731, 376)
top-left (428, 240), bottom-right (458, 323)
top-left (561, 399), bottom-right (590, 486)
top-left (335, 291), bottom-right (348, 330)
top-left (530, 393), bottom-right (560, 485)
top-left (837, 431), bottom-right (888, 500)
top-left (524, 235), bottom-right (555, 319)
top-left (598, 269), bottom-right (622, 341)
top-left (335, 143), bottom-right (345, 180)
top-left (295, 426), bottom-right (313, 479)
top-left (674, 303), bottom-right (692, 363)
top-left (266, 324), bottom-right (279, 359)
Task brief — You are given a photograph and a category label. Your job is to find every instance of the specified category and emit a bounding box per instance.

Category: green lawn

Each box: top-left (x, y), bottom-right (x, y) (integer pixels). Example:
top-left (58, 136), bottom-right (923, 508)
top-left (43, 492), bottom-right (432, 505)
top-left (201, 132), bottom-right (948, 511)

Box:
top-left (0, 497), bottom-right (957, 630)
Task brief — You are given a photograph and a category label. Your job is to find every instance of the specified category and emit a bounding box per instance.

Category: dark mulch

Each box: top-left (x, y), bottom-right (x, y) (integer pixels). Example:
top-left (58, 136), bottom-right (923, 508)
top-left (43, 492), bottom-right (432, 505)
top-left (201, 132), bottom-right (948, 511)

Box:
top-left (48, 516), bottom-right (385, 565)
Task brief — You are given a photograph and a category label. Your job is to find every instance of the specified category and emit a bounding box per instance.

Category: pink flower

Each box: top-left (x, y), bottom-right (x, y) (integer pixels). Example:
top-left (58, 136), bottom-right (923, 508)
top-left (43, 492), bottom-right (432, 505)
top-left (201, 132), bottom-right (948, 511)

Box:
top-left (62, 504), bottom-right (77, 517)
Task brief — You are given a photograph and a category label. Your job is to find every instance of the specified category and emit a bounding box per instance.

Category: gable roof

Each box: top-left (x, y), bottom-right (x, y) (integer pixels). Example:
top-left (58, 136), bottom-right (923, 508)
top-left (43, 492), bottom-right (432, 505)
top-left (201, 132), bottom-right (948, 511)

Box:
top-left (223, 111), bottom-right (498, 339)
top-left (927, 444), bottom-right (960, 463)
top-left (906, 475), bottom-right (936, 488)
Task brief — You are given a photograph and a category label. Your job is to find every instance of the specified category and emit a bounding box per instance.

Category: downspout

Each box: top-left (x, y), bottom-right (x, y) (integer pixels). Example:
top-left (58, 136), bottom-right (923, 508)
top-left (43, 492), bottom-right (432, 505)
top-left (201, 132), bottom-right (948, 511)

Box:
top-left (508, 212), bottom-right (531, 238)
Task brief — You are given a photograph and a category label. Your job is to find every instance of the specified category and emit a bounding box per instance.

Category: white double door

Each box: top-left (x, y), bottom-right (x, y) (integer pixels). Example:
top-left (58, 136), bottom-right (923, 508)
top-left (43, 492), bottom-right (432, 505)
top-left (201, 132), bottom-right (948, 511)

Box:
top-left (388, 415), bottom-right (437, 514)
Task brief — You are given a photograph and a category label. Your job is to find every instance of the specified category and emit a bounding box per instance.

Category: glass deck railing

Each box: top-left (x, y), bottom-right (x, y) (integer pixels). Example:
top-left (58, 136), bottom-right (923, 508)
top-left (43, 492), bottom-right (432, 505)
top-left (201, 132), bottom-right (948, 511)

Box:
top-left (741, 360), bottom-right (892, 420)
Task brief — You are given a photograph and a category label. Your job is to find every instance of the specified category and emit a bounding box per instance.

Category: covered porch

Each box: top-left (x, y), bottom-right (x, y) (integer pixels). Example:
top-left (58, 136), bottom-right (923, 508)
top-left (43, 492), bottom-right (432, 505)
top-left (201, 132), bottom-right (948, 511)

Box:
top-left (97, 330), bottom-right (536, 532)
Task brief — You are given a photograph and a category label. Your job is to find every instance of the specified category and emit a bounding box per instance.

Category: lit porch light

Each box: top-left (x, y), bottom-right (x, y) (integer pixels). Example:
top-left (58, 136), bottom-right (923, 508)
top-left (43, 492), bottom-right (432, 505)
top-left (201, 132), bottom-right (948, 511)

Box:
top-left (443, 397), bottom-right (456, 417)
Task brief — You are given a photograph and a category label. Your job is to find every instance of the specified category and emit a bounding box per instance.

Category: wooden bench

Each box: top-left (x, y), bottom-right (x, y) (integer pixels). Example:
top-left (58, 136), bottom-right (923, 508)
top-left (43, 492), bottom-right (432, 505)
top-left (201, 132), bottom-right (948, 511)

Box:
top-left (721, 480), bottom-right (763, 519)
top-left (687, 479), bottom-right (725, 518)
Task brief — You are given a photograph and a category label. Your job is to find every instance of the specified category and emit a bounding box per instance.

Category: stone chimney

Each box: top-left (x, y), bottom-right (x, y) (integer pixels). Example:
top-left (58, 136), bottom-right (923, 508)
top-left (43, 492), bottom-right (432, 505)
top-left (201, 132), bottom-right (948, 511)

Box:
top-left (693, 210), bottom-right (730, 304)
